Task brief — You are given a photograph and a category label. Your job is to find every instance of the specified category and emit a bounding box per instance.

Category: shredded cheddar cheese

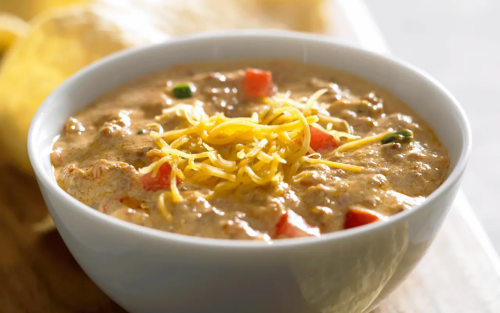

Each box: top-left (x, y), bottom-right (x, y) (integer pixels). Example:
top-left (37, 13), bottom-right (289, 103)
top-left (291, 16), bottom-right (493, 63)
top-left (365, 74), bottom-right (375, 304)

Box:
top-left (326, 130), bottom-right (393, 156)
top-left (141, 90), bottom-right (368, 219)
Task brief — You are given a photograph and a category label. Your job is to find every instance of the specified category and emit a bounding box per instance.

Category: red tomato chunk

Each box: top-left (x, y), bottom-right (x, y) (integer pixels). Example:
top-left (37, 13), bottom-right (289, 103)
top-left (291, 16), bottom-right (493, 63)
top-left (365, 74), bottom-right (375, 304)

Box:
top-left (275, 210), bottom-right (321, 238)
top-left (141, 163), bottom-right (173, 191)
top-left (243, 68), bottom-right (273, 98)
top-left (309, 125), bottom-right (339, 153)
top-left (344, 208), bottom-right (383, 229)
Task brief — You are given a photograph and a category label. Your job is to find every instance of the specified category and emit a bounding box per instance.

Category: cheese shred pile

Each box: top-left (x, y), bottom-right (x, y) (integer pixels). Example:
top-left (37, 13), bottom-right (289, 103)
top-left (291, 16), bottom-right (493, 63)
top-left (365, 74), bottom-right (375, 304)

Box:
top-left (140, 90), bottom-right (381, 218)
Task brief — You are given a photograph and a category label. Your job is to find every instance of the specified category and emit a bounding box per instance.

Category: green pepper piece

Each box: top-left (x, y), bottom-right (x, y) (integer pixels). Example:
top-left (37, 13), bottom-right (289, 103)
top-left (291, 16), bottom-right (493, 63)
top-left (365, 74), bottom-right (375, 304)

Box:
top-left (381, 129), bottom-right (413, 144)
top-left (173, 84), bottom-right (192, 99)
top-left (136, 128), bottom-right (146, 135)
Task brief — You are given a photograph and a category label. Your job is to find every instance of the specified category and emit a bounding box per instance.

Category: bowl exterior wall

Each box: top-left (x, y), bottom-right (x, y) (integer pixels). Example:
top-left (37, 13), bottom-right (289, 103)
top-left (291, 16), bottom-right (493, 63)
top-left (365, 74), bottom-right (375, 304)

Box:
top-left (30, 31), bottom-right (470, 313)
top-left (39, 177), bottom-right (460, 313)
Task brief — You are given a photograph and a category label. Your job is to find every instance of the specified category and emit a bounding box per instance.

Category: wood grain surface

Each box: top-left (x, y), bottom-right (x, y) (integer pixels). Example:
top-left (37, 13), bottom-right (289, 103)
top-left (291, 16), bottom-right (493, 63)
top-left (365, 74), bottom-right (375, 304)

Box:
top-left (0, 164), bottom-right (125, 313)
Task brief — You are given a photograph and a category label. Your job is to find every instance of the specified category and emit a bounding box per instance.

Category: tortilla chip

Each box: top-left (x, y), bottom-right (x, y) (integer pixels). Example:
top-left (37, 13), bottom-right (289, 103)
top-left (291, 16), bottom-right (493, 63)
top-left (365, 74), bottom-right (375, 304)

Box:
top-left (0, 0), bottom-right (86, 21)
top-left (0, 13), bottom-right (30, 51)
top-left (0, 4), bottom-right (165, 173)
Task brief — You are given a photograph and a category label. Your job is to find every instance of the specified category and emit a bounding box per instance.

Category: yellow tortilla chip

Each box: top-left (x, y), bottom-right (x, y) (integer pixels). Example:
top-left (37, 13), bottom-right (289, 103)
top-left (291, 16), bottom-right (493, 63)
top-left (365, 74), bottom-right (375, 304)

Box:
top-left (0, 13), bottom-right (30, 51)
top-left (0, 0), bottom-right (86, 21)
top-left (0, 4), bottom-right (165, 173)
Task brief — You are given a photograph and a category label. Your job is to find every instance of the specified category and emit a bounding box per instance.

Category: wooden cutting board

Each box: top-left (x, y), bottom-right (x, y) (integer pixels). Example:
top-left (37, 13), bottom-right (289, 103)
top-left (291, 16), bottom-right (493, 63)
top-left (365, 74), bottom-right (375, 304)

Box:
top-left (1, 1), bottom-right (500, 312)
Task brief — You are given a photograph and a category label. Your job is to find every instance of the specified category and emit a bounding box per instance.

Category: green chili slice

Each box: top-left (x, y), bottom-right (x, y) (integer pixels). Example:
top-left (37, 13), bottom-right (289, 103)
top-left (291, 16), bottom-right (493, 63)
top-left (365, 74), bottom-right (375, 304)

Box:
top-left (381, 129), bottom-right (413, 144)
top-left (173, 84), bottom-right (192, 99)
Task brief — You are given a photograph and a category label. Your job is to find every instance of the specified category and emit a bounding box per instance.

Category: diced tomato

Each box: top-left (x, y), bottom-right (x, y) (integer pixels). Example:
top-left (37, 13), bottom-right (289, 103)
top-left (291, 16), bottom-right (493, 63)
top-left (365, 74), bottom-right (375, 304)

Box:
top-left (141, 163), bottom-right (173, 191)
top-left (243, 68), bottom-right (273, 98)
top-left (275, 210), bottom-right (321, 239)
top-left (309, 125), bottom-right (339, 153)
top-left (344, 208), bottom-right (383, 229)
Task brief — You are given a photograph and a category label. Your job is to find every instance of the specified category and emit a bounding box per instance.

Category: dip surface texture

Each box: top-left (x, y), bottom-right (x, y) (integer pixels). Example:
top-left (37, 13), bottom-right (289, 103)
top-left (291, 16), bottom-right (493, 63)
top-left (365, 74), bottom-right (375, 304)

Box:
top-left (51, 60), bottom-right (449, 240)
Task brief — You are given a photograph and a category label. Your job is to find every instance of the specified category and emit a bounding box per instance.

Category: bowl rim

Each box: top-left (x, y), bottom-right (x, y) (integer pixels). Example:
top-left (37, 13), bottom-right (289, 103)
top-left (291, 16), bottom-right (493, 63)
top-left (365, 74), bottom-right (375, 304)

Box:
top-left (28, 30), bottom-right (471, 249)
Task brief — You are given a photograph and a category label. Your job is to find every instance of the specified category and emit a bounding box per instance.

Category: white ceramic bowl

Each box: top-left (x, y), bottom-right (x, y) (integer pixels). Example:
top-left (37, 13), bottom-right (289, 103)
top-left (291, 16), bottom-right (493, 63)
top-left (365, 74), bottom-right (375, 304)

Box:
top-left (29, 30), bottom-right (470, 313)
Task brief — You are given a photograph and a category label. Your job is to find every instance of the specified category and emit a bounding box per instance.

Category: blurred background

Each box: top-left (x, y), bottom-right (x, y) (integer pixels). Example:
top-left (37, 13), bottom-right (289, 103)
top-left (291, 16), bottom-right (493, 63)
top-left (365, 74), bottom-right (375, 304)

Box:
top-left (367, 0), bottom-right (500, 251)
